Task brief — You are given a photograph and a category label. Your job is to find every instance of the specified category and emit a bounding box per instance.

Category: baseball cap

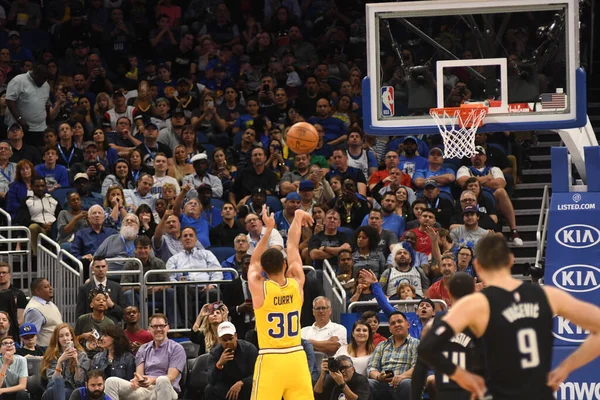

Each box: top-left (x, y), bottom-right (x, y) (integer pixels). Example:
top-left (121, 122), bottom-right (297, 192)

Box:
top-left (19, 322), bottom-right (38, 337)
top-left (253, 187), bottom-right (266, 195)
top-left (74, 173), bottom-right (89, 181)
top-left (197, 183), bottom-right (212, 192)
top-left (429, 147), bottom-right (443, 155)
top-left (112, 90), bottom-right (125, 98)
top-left (462, 205), bottom-right (478, 214)
top-left (403, 136), bottom-right (417, 144)
top-left (217, 321), bottom-right (237, 337)
top-left (474, 146), bottom-right (486, 156)
top-left (8, 31), bottom-right (20, 39)
top-left (424, 179), bottom-right (437, 188)
top-left (299, 180), bottom-right (314, 191)
top-left (177, 77), bottom-right (191, 85)
top-left (144, 121), bottom-right (158, 130)
top-left (83, 141), bottom-right (98, 149)
top-left (286, 192), bottom-right (301, 201)
top-left (8, 123), bottom-right (23, 132)
top-left (190, 153), bottom-right (208, 163)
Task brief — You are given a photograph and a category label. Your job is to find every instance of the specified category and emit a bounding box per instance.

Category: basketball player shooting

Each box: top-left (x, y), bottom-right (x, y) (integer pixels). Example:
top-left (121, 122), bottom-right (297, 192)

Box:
top-left (419, 235), bottom-right (600, 400)
top-left (248, 204), bottom-right (315, 399)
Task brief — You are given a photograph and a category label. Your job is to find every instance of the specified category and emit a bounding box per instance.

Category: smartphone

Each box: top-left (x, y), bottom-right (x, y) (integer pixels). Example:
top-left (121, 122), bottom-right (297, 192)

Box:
top-left (225, 348), bottom-right (234, 354)
top-left (66, 341), bottom-right (74, 350)
top-left (92, 329), bottom-right (100, 340)
top-left (207, 100), bottom-right (214, 108)
top-left (385, 370), bottom-right (394, 376)
top-left (263, 84), bottom-right (270, 92)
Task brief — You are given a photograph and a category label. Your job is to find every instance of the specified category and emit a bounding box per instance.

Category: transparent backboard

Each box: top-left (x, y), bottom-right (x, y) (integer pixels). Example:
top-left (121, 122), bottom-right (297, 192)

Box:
top-left (363, 0), bottom-right (586, 135)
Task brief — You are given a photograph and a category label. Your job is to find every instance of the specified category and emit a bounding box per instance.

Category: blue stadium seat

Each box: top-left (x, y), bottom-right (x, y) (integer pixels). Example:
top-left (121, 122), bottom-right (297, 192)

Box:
top-left (209, 246), bottom-right (236, 263)
top-left (210, 198), bottom-right (225, 209)
top-left (233, 131), bottom-right (243, 146)
top-left (52, 188), bottom-right (73, 209)
top-left (266, 195), bottom-right (283, 213)
top-left (196, 132), bottom-right (209, 144)
top-left (337, 227), bottom-right (355, 237)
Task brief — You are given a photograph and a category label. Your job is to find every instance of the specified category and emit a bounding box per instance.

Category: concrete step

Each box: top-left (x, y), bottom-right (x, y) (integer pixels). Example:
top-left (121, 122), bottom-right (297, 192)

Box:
top-left (522, 168), bottom-right (551, 175)
top-left (512, 209), bottom-right (545, 225)
top-left (535, 141), bottom-right (562, 148)
top-left (529, 155), bottom-right (551, 162)
top-left (512, 196), bottom-right (545, 209)
top-left (521, 174), bottom-right (551, 184)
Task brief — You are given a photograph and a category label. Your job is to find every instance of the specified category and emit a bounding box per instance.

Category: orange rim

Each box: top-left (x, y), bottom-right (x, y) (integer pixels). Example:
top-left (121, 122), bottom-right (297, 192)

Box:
top-left (430, 105), bottom-right (488, 128)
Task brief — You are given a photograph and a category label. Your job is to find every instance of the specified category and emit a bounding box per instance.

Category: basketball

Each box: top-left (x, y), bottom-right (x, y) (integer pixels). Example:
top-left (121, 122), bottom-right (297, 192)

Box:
top-left (286, 122), bottom-right (319, 154)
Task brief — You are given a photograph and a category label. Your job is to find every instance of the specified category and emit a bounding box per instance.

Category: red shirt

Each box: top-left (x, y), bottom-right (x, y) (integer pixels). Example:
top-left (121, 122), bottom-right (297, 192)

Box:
top-left (428, 279), bottom-right (452, 308)
top-left (373, 332), bottom-right (386, 346)
top-left (124, 329), bottom-right (153, 353)
top-left (368, 169), bottom-right (412, 188)
top-left (402, 228), bottom-right (432, 255)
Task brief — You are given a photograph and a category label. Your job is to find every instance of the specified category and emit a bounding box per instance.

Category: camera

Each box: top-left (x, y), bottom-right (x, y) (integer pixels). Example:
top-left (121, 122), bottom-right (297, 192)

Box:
top-left (458, 86), bottom-right (467, 96)
top-left (409, 66), bottom-right (429, 84)
top-left (328, 357), bottom-right (340, 373)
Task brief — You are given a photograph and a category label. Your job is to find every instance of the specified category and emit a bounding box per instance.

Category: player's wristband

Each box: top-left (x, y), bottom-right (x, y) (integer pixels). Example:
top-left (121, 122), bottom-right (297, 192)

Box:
top-left (417, 320), bottom-right (458, 377)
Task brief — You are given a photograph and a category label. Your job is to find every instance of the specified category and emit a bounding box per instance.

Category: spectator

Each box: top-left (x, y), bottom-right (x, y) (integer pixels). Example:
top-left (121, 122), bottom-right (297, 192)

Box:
top-left (104, 313), bottom-right (186, 400)
top-left (307, 99), bottom-right (347, 146)
top-left (222, 254), bottom-right (255, 339)
top-left (238, 187), bottom-right (271, 219)
top-left (399, 231), bottom-right (431, 272)
top-left (221, 235), bottom-right (250, 277)
top-left (420, 180), bottom-right (454, 229)
top-left (56, 122), bottom-right (84, 170)
top-left (308, 209), bottom-right (352, 270)
top-left (314, 355), bottom-right (371, 400)
top-left (76, 257), bottom-right (125, 323)
top-left (245, 212), bottom-right (284, 254)
top-left (40, 323), bottom-right (90, 400)
top-left (401, 208), bottom-right (437, 256)
top-left (6, 160), bottom-right (35, 219)
top-left (449, 190), bottom-right (498, 232)
top-left (191, 302), bottom-right (229, 356)
top-left (0, 312), bottom-right (10, 342)
top-left (379, 243), bottom-right (428, 298)
top-left (16, 177), bottom-right (61, 256)
top-left (365, 209), bottom-right (398, 260)
top-left (24, 278), bottom-right (63, 347)
top-left (413, 147), bottom-right (456, 195)
top-left (35, 145), bottom-right (70, 192)
top-left (124, 173), bottom-right (157, 212)
top-left (456, 245), bottom-right (476, 277)
top-left (103, 186), bottom-right (136, 230)
top-left (352, 226), bottom-right (385, 278)
top-left (106, 117), bottom-right (140, 158)
top-left (68, 369), bottom-right (110, 400)
top-left (172, 186), bottom-right (211, 247)
top-left (364, 192), bottom-right (406, 238)
top-left (136, 204), bottom-right (156, 238)
top-left (151, 153), bottom-right (180, 196)
top-left (361, 311), bottom-right (386, 346)
top-left (298, 180), bottom-right (317, 214)
top-left (348, 270), bottom-right (379, 315)
top-left (0, 335), bottom-right (29, 400)
top-left (0, 262), bottom-right (27, 328)
top-left (0, 141), bottom-right (15, 205)
top-left (69, 142), bottom-right (108, 193)
top-left (274, 192), bottom-right (302, 245)
top-left (93, 213), bottom-right (140, 272)
top-left (166, 226), bottom-right (222, 324)
top-left (449, 205), bottom-right (491, 246)
top-left (301, 296), bottom-right (347, 356)
top-left (210, 203), bottom-right (247, 247)
top-left (398, 136), bottom-right (428, 179)
top-left (71, 173), bottom-right (104, 210)
top-left (7, 123), bottom-right (41, 165)
top-left (367, 311), bottom-right (418, 400)
top-left (462, 177), bottom-right (499, 225)
top-left (196, 184), bottom-right (223, 228)
top-left (101, 159), bottom-right (135, 195)
top-left (56, 192), bottom-right (89, 245)
top-left (75, 289), bottom-right (116, 356)
top-left (227, 127), bottom-right (256, 169)
top-left (91, 325), bottom-right (135, 381)
top-left (347, 130), bottom-right (378, 179)
top-left (205, 321), bottom-right (257, 400)
top-left (456, 146), bottom-right (523, 245)
top-left (427, 254), bottom-right (456, 310)
top-left (17, 323), bottom-right (45, 358)
top-left (153, 209), bottom-right (203, 262)
top-left (394, 186), bottom-right (414, 221)
top-left (122, 306), bottom-right (152, 355)
top-left (368, 151), bottom-right (412, 192)
top-left (168, 145), bottom-right (195, 184)
top-left (329, 178), bottom-right (369, 230)
top-left (230, 147), bottom-right (278, 206)
top-left (279, 153), bottom-right (311, 196)
top-left (5, 64), bottom-right (50, 147)
top-left (278, 26), bottom-right (318, 76)
top-left (136, 124), bottom-right (172, 174)
top-left (328, 148), bottom-right (367, 197)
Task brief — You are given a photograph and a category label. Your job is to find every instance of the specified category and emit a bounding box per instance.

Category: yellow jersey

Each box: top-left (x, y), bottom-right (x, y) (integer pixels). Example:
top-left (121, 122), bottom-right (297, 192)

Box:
top-left (255, 278), bottom-right (302, 350)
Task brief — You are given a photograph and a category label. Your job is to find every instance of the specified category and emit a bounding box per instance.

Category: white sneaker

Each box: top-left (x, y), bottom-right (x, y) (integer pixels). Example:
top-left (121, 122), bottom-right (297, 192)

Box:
top-left (512, 237), bottom-right (524, 246)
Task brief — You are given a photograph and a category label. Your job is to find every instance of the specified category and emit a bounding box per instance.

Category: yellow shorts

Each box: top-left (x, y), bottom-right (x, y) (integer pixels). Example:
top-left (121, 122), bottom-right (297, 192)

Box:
top-left (251, 347), bottom-right (314, 400)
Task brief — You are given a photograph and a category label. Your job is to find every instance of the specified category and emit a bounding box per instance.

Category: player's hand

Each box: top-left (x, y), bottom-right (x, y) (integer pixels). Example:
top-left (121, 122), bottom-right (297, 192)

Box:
top-left (359, 268), bottom-right (378, 285)
top-left (474, 277), bottom-right (484, 292)
top-left (547, 364), bottom-right (570, 392)
top-left (294, 209), bottom-right (314, 228)
top-left (451, 368), bottom-right (486, 400)
top-left (261, 204), bottom-right (276, 230)
top-left (217, 348), bottom-right (235, 368)
top-left (226, 381), bottom-right (243, 400)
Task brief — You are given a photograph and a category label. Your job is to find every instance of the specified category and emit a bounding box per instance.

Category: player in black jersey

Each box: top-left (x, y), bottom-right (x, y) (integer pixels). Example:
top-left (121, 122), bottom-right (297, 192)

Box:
top-left (419, 235), bottom-right (600, 400)
top-left (411, 272), bottom-right (485, 400)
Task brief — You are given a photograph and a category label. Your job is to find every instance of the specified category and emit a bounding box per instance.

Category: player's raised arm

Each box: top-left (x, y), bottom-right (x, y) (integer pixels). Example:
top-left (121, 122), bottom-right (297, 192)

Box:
top-left (248, 205), bottom-right (275, 305)
top-left (285, 209), bottom-right (313, 287)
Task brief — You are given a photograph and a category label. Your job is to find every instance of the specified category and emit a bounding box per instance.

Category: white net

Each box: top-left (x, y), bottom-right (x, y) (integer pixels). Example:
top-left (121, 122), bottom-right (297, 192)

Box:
top-left (430, 107), bottom-right (488, 159)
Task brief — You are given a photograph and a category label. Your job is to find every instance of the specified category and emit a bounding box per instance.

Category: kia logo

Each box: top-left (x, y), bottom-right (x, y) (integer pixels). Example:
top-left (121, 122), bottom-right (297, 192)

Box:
top-left (555, 224), bottom-right (600, 249)
top-left (552, 265), bottom-right (600, 293)
top-left (552, 316), bottom-right (588, 343)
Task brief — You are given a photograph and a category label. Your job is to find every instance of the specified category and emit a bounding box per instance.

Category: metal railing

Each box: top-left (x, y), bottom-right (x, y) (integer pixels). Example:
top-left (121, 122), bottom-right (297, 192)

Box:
top-left (144, 268), bottom-right (239, 332)
top-left (106, 258), bottom-right (145, 328)
top-left (322, 260), bottom-right (346, 323)
top-left (57, 250), bottom-right (84, 325)
top-left (535, 185), bottom-right (551, 270)
top-left (0, 224), bottom-right (32, 293)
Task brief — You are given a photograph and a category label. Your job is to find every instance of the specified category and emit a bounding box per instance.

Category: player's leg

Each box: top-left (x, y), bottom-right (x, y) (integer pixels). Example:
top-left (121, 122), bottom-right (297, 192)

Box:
top-left (251, 354), bottom-right (284, 400)
top-left (281, 351), bottom-right (313, 400)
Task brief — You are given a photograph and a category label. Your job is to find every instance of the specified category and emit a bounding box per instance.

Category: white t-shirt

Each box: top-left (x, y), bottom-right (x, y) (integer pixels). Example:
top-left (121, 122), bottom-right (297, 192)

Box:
top-left (334, 345), bottom-right (372, 376)
top-left (247, 227), bottom-right (285, 254)
top-left (456, 165), bottom-right (505, 181)
top-left (301, 320), bottom-right (348, 346)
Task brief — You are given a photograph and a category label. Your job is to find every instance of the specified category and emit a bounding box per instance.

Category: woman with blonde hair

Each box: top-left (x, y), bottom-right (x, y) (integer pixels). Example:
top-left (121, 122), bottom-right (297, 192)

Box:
top-left (40, 323), bottom-right (90, 400)
top-left (103, 185), bottom-right (134, 230)
top-left (93, 93), bottom-right (113, 127)
top-left (190, 302), bottom-right (229, 356)
top-left (168, 144), bottom-right (194, 184)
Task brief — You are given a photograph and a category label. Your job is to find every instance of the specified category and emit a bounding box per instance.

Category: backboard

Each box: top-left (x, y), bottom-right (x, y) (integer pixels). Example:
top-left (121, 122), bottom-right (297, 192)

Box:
top-left (362, 0), bottom-right (586, 135)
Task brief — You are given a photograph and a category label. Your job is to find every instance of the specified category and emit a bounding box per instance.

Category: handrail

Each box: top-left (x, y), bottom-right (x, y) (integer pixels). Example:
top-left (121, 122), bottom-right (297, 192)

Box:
top-left (0, 225), bottom-right (31, 293)
top-left (106, 258), bottom-right (145, 326)
top-left (323, 260), bottom-right (347, 324)
top-left (347, 299), bottom-right (448, 313)
top-left (59, 249), bottom-right (84, 278)
top-left (303, 265), bottom-right (316, 274)
top-left (535, 185), bottom-right (551, 269)
top-left (143, 268), bottom-right (240, 285)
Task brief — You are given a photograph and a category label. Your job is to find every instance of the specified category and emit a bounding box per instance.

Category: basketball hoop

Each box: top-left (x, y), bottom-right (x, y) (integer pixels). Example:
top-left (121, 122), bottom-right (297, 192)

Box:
top-left (430, 104), bottom-right (488, 159)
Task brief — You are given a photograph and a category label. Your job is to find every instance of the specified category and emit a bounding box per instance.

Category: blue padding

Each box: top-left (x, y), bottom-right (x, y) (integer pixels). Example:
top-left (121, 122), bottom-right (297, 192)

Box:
top-left (551, 147), bottom-right (570, 193)
top-left (210, 198), bottom-right (225, 209)
top-left (265, 195), bottom-right (283, 213)
top-left (584, 147), bottom-right (600, 192)
top-left (208, 246), bottom-right (236, 263)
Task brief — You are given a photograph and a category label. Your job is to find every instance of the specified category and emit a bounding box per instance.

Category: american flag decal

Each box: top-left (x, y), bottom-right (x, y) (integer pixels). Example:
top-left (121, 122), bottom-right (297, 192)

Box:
top-left (540, 93), bottom-right (566, 109)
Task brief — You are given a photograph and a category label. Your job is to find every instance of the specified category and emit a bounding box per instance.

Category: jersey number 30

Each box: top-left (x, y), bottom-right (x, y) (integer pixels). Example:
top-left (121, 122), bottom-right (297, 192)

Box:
top-left (517, 328), bottom-right (540, 369)
top-left (268, 311), bottom-right (300, 338)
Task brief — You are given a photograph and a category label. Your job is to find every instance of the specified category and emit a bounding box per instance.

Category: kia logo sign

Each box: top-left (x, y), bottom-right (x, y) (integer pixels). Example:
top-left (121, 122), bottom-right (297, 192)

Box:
top-left (555, 224), bottom-right (600, 249)
top-left (552, 265), bottom-right (600, 293)
top-left (552, 316), bottom-right (588, 343)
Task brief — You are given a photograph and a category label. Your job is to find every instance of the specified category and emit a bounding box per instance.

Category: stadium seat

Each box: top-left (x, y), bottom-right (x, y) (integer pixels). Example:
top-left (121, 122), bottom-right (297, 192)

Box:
top-left (184, 353), bottom-right (210, 400)
top-left (209, 246), bottom-right (236, 263)
top-left (51, 187), bottom-right (73, 209)
top-left (210, 198), bottom-right (225, 209)
top-left (233, 131), bottom-right (243, 146)
top-left (337, 227), bottom-right (355, 237)
top-left (179, 357), bottom-right (189, 399)
top-left (196, 132), bottom-right (209, 144)
top-left (180, 341), bottom-right (200, 359)
top-left (26, 358), bottom-right (44, 400)
top-left (266, 195), bottom-right (283, 213)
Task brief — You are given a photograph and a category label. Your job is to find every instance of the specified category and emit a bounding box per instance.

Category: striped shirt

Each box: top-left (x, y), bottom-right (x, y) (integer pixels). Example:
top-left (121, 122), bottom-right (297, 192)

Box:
top-left (367, 335), bottom-right (419, 376)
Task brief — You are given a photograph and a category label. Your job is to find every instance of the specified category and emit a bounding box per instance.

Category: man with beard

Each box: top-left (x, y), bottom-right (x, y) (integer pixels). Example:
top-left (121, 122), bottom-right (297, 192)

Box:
top-left (329, 178), bottom-right (369, 230)
top-left (280, 153), bottom-right (311, 196)
top-left (361, 192), bottom-right (405, 238)
top-left (450, 206), bottom-right (491, 247)
top-left (238, 187), bottom-right (270, 219)
top-left (398, 136), bottom-right (428, 179)
top-left (365, 209), bottom-right (398, 260)
top-left (307, 98), bottom-right (347, 146)
top-left (182, 153), bottom-right (222, 199)
top-left (24, 278), bottom-right (63, 347)
top-left (70, 370), bottom-right (110, 400)
top-left (93, 213), bottom-right (140, 273)
top-left (401, 208), bottom-right (437, 257)
top-left (379, 242), bottom-right (429, 298)
top-left (274, 192), bottom-right (302, 246)
top-left (209, 203), bottom-right (247, 247)
top-left (75, 289), bottom-right (115, 357)
top-left (328, 148), bottom-right (367, 196)
top-left (368, 151), bottom-right (412, 192)
top-left (230, 147), bottom-right (278, 206)
top-left (76, 257), bottom-right (125, 323)
top-left (69, 142), bottom-right (107, 194)
top-left (308, 209), bottom-right (352, 271)
top-left (122, 306), bottom-right (152, 354)
top-left (173, 185), bottom-right (211, 248)
top-left (428, 255), bottom-right (457, 311)
top-left (153, 208), bottom-right (204, 262)
top-left (420, 180), bottom-right (454, 229)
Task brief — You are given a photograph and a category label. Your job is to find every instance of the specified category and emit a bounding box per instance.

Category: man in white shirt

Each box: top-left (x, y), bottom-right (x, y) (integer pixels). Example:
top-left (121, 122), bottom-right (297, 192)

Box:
top-left (182, 153), bottom-right (223, 199)
top-left (124, 173), bottom-right (158, 212)
top-left (301, 296), bottom-right (347, 356)
top-left (23, 278), bottom-right (63, 347)
top-left (244, 212), bottom-right (284, 254)
top-left (166, 226), bottom-right (223, 325)
top-left (152, 153), bottom-right (180, 196)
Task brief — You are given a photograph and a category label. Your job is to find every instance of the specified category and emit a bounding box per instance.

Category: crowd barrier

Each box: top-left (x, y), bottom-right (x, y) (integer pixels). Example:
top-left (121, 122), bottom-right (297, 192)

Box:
top-left (0, 207), bottom-right (32, 294)
top-left (106, 258), bottom-right (145, 328)
top-left (323, 260), bottom-right (347, 323)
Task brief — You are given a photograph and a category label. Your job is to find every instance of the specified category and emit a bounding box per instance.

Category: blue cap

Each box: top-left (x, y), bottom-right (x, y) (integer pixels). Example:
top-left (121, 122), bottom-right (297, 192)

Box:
top-left (286, 192), bottom-right (301, 201)
top-left (403, 136), bottom-right (418, 143)
top-left (299, 180), bottom-right (314, 191)
top-left (424, 179), bottom-right (438, 188)
top-left (144, 122), bottom-right (158, 130)
top-left (20, 322), bottom-right (38, 336)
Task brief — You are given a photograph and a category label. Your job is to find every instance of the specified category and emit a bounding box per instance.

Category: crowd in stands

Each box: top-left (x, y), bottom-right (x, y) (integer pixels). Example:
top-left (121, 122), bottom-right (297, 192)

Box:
top-left (0, 0), bottom-right (533, 399)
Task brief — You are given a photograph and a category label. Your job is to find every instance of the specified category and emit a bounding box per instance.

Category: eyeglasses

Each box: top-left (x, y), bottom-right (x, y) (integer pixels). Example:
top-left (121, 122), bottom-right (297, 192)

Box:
top-left (245, 218), bottom-right (259, 224)
top-left (0, 271), bottom-right (10, 276)
top-left (1, 342), bottom-right (15, 347)
top-left (339, 365), bottom-right (352, 371)
top-left (460, 198), bottom-right (476, 203)
top-left (313, 307), bottom-right (330, 312)
top-left (149, 324), bottom-right (168, 330)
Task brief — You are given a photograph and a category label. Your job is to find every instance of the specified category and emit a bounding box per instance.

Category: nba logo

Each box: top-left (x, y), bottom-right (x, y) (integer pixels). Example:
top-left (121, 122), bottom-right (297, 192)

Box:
top-left (381, 86), bottom-right (395, 117)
